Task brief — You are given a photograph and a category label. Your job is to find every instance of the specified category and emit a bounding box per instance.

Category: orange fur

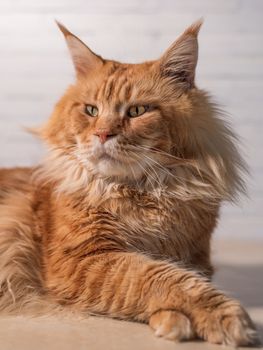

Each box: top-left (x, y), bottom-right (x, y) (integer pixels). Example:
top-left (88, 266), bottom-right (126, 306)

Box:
top-left (0, 21), bottom-right (259, 346)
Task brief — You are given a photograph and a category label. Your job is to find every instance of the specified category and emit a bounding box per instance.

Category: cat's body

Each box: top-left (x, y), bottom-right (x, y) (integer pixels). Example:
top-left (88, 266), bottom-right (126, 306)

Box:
top-left (0, 165), bottom-right (216, 306)
top-left (0, 21), bottom-right (259, 346)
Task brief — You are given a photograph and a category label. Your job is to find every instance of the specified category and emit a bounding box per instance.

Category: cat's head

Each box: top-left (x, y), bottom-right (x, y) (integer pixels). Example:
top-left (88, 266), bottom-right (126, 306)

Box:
top-left (39, 21), bottom-right (246, 200)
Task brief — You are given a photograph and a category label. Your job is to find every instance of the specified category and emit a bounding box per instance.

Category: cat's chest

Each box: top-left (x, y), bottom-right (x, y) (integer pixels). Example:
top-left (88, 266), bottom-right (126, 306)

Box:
top-left (58, 190), bottom-right (217, 263)
top-left (72, 192), bottom-right (178, 240)
top-left (104, 192), bottom-right (176, 233)
top-left (90, 194), bottom-right (201, 260)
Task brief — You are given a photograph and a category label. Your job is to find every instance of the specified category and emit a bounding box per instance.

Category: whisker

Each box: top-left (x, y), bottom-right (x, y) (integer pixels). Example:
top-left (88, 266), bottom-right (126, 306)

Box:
top-left (127, 146), bottom-right (192, 188)
top-left (132, 151), bottom-right (168, 192)
top-left (123, 150), bottom-right (141, 191)
top-left (130, 144), bottom-right (192, 164)
top-left (128, 151), bottom-right (158, 191)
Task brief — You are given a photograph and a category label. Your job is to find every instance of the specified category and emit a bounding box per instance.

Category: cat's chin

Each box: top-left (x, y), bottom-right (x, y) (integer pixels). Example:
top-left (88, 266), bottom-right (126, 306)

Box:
top-left (95, 158), bottom-right (132, 179)
top-left (91, 156), bottom-right (142, 182)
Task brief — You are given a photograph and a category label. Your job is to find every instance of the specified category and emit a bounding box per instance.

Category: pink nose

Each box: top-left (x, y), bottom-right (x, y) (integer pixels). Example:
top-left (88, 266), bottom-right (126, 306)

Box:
top-left (94, 130), bottom-right (117, 144)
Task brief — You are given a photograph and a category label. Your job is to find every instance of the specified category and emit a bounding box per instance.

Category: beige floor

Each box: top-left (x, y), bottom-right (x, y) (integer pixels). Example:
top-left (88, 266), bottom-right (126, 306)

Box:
top-left (0, 240), bottom-right (262, 350)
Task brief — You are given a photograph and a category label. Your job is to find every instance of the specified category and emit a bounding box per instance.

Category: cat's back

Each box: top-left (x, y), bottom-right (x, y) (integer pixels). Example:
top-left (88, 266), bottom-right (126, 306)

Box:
top-left (0, 167), bottom-right (33, 196)
top-left (0, 167), bottom-right (35, 218)
top-left (0, 166), bottom-right (44, 312)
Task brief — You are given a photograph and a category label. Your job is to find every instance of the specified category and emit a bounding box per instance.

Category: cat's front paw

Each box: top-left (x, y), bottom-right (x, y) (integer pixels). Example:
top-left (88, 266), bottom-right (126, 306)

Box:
top-left (196, 302), bottom-right (260, 347)
top-left (149, 310), bottom-right (195, 342)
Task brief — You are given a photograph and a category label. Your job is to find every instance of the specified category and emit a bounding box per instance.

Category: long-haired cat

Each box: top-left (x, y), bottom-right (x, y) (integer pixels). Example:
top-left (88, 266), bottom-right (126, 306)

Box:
top-left (0, 20), bottom-right (259, 346)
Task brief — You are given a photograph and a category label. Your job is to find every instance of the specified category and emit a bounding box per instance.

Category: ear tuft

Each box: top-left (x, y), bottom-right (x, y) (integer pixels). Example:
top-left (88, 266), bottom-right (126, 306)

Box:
top-left (183, 18), bottom-right (203, 37)
top-left (56, 21), bottom-right (103, 78)
top-left (56, 20), bottom-right (73, 38)
top-left (160, 19), bottom-right (203, 90)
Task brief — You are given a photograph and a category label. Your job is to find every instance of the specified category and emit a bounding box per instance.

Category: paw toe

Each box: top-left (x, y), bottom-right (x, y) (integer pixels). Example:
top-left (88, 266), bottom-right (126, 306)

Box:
top-left (150, 310), bottom-right (195, 342)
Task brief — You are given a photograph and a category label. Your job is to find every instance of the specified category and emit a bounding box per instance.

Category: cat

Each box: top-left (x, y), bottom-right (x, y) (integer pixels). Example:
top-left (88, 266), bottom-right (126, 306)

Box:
top-left (0, 20), bottom-right (259, 346)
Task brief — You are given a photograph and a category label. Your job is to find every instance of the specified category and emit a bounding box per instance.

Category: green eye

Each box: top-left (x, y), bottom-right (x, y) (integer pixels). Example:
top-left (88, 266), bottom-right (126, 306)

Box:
top-left (85, 105), bottom-right (98, 117)
top-left (128, 105), bottom-right (148, 118)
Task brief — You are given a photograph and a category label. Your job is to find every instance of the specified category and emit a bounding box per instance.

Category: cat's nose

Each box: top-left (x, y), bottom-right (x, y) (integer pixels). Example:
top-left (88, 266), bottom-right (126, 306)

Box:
top-left (94, 130), bottom-right (117, 144)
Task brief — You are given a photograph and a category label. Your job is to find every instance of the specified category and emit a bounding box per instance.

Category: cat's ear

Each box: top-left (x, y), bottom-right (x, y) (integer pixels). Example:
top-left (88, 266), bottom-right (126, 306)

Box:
top-left (56, 21), bottom-right (104, 77)
top-left (159, 19), bottom-right (203, 90)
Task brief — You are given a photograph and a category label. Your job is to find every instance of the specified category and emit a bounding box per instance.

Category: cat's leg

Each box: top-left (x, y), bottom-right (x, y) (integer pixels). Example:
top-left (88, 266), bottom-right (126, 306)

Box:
top-left (49, 251), bottom-right (259, 346)
top-left (149, 310), bottom-right (195, 341)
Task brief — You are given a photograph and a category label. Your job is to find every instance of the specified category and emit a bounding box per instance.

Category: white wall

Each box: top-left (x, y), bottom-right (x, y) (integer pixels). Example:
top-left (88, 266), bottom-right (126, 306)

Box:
top-left (0, 0), bottom-right (262, 239)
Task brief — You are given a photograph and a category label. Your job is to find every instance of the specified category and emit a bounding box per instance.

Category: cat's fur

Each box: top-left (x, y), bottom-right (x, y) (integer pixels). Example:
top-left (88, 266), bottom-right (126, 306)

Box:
top-left (0, 20), bottom-right (259, 346)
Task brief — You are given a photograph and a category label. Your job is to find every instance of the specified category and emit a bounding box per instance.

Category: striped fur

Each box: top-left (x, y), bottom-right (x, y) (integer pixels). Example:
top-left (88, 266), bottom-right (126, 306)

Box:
top-left (0, 21), bottom-right (259, 346)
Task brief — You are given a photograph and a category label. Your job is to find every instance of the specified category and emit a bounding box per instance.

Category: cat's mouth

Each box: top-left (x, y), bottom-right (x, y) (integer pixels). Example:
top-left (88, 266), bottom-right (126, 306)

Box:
top-left (96, 150), bottom-right (125, 165)
top-left (98, 153), bottom-right (118, 162)
top-left (88, 145), bottom-right (146, 180)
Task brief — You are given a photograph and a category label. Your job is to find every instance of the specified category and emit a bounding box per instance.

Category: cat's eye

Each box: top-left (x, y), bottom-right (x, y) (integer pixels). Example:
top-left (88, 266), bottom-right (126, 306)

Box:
top-left (128, 105), bottom-right (148, 118)
top-left (85, 105), bottom-right (98, 117)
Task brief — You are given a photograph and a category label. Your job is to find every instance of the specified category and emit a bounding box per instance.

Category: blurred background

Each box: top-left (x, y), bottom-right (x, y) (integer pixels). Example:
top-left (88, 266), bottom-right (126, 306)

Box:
top-left (0, 0), bottom-right (262, 240)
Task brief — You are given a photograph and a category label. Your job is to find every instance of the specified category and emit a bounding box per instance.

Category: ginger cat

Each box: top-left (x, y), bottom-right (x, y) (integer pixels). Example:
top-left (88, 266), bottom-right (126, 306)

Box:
top-left (0, 20), bottom-right (259, 346)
